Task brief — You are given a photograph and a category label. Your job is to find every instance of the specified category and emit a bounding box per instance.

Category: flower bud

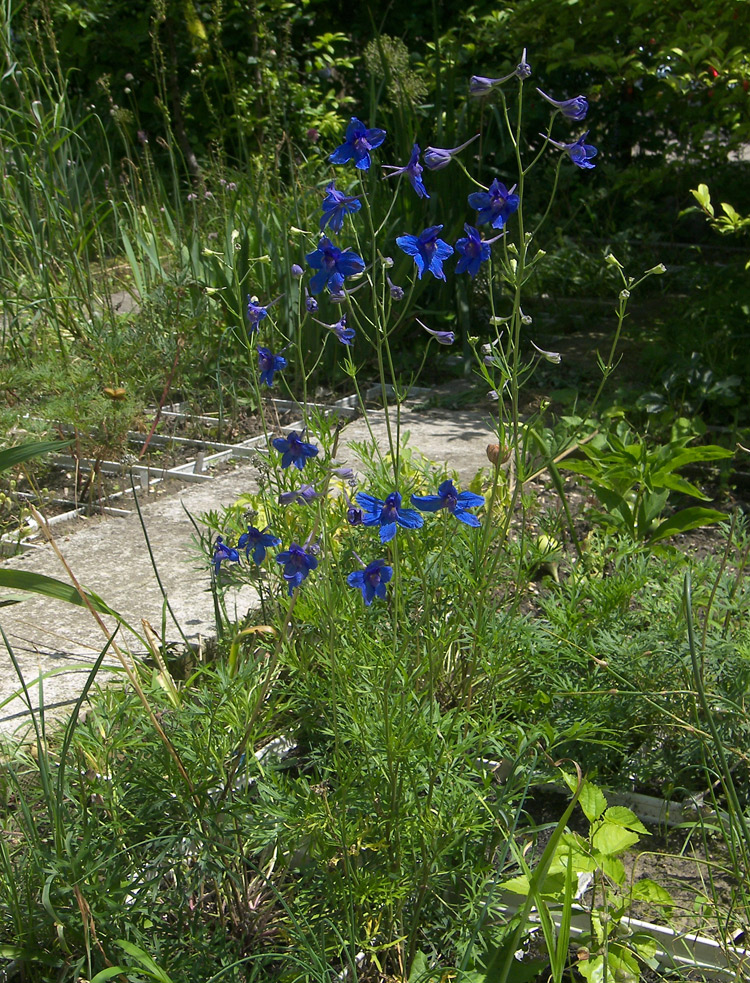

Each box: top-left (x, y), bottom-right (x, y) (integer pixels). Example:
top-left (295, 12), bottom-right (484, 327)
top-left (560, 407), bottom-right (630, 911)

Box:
top-left (646, 263), bottom-right (667, 275)
top-left (619, 289), bottom-right (631, 301)
top-left (387, 276), bottom-right (404, 301)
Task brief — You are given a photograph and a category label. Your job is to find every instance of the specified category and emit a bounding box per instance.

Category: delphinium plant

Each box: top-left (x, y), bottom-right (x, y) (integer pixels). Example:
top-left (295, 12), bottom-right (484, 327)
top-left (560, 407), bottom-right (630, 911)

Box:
top-left (195, 49), bottom-right (683, 979)
top-left (0, 50), bottom-right (682, 983)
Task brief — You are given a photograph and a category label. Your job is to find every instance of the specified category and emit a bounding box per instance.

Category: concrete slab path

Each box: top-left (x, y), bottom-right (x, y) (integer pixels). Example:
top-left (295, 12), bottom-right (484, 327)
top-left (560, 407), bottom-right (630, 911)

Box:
top-left (0, 401), bottom-right (494, 738)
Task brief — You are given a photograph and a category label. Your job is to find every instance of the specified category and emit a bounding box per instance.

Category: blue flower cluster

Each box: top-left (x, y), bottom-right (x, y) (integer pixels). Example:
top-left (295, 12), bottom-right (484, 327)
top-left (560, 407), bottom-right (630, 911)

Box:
top-left (216, 50), bottom-right (598, 608)
top-left (212, 525), bottom-right (281, 574)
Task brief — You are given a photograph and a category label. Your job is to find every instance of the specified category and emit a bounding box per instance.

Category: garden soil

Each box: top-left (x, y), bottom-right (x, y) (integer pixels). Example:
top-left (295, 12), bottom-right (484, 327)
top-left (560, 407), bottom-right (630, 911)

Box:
top-left (0, 396), bottom-right (494, 739)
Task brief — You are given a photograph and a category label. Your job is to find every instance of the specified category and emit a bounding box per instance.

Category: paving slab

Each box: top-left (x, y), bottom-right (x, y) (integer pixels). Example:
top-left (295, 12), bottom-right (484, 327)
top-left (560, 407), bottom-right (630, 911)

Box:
top-left (0, 400), bottom-right (494, 739)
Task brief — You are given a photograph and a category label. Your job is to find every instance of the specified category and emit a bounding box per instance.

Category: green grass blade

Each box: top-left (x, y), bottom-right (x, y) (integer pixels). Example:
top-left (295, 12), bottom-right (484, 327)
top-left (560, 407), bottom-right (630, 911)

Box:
top-left (0, 439), bottom-right (70, 473)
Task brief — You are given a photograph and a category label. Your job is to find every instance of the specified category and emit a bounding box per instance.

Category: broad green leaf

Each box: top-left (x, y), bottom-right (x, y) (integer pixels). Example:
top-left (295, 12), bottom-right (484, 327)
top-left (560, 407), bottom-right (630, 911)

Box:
top-left (665, 445), bottom-right (733, 468)
top-left (579, 781), bottom-right (608, 822)
top-left (656, 473), bottom-right (710, 500)
top-left (691, 183), bottom-right (712, 212)
top-left (591, 821), bottom-right (640, 856)
top-left (649, 507), bottom-right (727, 543)
top-left (604, 806), bottom-right (649, 834)
top-left (595, 852), bottom-right (626, 885)
top-left (502, 874), bottom-right (531, 895)
top-left (0, 439), bottom-right (70, 473)
top-left (577, 953), bottom-right (604, 983)
top-left (631, 878), bottom-right (673, 907)
top-left (0, 946), bottom-right (23, 958)
top-left (629, 932), bottom-right (661, 969)
top-left (407, 951), bottom-right (429, 982)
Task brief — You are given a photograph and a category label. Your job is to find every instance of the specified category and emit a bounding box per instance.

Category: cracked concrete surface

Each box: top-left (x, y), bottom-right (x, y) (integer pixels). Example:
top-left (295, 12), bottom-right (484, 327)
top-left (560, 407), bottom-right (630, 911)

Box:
top-left (0, 400), bottom-right (494, 739)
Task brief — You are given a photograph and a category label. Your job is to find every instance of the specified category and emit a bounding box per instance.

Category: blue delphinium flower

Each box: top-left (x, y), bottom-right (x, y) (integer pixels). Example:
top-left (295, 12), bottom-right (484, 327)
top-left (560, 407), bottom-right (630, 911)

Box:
top-left (347, 558), bottom-right (393, 606)
top-left (212, 536), bottom-right (240, 574)
top-left (356, 490), bottom-right (424, 543)
top-left (320, 182), bottom-right (362, 233)
top-left (275, 542), bottom-right (318, 595)
top-left (411, 479), bottom-right (485, 527)
top-left (328, 314), bottom-right (355, 345)
top-left (546, 131), bottom-right (598, 169)
top-left (257, 347), bottom-right (287, 386)
top-left (382, 144), bottom-right (430, 199)
top-left (416, 317), bottom-right (454, 345)
top-left (272, 431), bottom-right (319, 470)
top-left (329, 117), bottom-right (386, 171)
top-left (306, 236), bottom-right (365, 295)
top-left (536, 88), bottom-right (588, 121)
top-left (347, 504), bottom-right (364, 526)
top-left (278, 484), bottom-right (321, 506)
top-left (396, 226), bottom-right (454, 281)
top-left (246, 297), bottom-right (269, 333)
top-left (454, 224), bottom-right (495, 278)
top-left (238, 526), bottom-right (281, 564)
top-left (423, 134), bottom-right (480, 171)
top-left (468, 179), bottom-right (520, 229)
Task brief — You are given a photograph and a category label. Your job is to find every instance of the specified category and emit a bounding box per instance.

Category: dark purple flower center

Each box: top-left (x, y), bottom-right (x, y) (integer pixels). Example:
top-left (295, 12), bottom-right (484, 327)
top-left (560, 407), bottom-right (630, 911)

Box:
top-left (382, 492), bottom-right (401, 522)
top-left (464, 237), bottom-right (481, 257)
top-left (288, 547), bottom-right (306, 569)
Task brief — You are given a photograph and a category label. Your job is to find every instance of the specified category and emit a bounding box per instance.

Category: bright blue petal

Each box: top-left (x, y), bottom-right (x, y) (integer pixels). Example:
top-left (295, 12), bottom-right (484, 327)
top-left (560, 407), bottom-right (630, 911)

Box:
top-left (308, 268), bottom-right (328, 295)
top-left (410, 494), bottom-right (445, 512)
top-left (454, 510), bottom-right (482, 527)
top-left (396, 234), bottom-right (420, 256)
top-left (336, 252), bottom-right (365, 276)
top-left (356, 492), bottom-right (385, 512)
top-left (396, 508), bottom-right (424, 529)
top-left (457, 491), bottom-right (485, 508)
top-left (329, 272), bottom-right (345, 293)
top-left (380, 521), bottom-right (397, 542)
top-left (365, 127), bottom-right (386, 148)
top-left (329, 144), bottom-right (355, 165)
top-left (468, 190), bottom-right (490, 211)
